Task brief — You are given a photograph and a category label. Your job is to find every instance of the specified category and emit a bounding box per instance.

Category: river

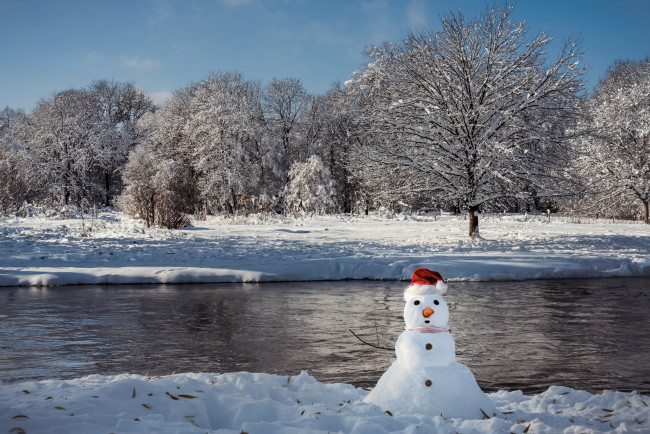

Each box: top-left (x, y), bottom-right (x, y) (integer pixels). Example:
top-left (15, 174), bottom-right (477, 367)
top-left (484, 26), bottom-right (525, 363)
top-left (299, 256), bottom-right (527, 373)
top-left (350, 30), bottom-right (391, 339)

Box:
top-left (1, 278), bottom-right (648, 394)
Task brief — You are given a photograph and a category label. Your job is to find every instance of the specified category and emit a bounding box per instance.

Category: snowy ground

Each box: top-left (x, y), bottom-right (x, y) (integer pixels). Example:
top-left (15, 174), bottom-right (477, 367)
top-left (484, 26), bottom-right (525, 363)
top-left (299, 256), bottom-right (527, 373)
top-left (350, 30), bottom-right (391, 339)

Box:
top-left (1, 210), bottom-right (649, 286)
top-left (1, 371), bottom-right (648, 433)
top-left (2, 210), bottom-right (649, 432)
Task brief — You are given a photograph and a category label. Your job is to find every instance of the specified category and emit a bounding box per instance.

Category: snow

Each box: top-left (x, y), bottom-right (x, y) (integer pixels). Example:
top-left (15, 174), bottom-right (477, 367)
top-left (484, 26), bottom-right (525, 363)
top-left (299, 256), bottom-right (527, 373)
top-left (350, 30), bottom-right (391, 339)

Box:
top-left (1, 210), bottom-right (649, 287)
top-left (2, 210), bottom-right (649, 432)
top-left (1, 371), bottom-right (648, 433)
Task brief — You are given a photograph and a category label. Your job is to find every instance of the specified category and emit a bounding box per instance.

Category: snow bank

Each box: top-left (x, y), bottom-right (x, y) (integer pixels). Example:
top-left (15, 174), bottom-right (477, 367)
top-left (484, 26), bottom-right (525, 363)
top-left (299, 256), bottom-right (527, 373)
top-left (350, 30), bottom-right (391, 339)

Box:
top-left (1, 211), bottom-right (649, 287)
top-left (1, 372), bottom-right (648, 433)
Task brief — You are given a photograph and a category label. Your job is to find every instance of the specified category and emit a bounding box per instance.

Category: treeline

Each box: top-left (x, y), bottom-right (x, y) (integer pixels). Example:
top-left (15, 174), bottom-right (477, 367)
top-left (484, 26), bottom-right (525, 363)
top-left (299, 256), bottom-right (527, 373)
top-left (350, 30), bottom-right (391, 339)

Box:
top-left (1, 5), bottom-right (648, 235)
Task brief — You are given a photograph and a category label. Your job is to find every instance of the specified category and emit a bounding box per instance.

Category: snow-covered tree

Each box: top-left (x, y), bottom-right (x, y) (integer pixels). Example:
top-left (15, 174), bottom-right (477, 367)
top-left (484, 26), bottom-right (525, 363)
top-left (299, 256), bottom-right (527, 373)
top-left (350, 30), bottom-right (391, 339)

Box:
top-left (350, 5), bottom-right (584, 236)
top-left (1, 82), bottom-right (153, 209)
top-left (117, 143), bottom-right (190, 228)
top-left (282, 155), bottom-right (337, 215)
top-left (0, 107), bottom-right (32, 212)
top-left (137, 72), bottom-right (267, 215)
top-left (16, 89), bottom-right (116, 206)
top-left (117, 144), bottom-right (167, 227)
top-left (308, 84), bottom-right (360, 213)
top-left (0, 107), bottom-right (17, 134)
top-left (188, 72), bottom-right (265, 214)
top-left (136, 87), bottom-right (201, 214)
top-left (574, 59), bottom-right (650, 223)
top-left (89, 80), bottom-right (154, 206)
top-left (264, 78), bottom-right (310, 187)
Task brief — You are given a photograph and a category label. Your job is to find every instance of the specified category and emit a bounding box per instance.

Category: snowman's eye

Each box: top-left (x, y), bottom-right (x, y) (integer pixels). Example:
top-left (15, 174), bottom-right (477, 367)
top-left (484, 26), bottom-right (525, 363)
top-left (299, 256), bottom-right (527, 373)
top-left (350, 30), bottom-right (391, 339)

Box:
top-left (434, 300), bottom-right (439, 305)
top-left (413, 300), bottom-right (420, 305)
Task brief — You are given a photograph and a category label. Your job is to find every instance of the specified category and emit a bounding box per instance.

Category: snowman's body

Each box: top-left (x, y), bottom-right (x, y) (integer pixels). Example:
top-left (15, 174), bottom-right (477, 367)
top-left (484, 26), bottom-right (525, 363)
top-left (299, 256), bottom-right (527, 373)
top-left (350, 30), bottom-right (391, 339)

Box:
top-left (395, 330), bottom-right (455, 368)
top-left (364, 287), bottom-right (496, 419)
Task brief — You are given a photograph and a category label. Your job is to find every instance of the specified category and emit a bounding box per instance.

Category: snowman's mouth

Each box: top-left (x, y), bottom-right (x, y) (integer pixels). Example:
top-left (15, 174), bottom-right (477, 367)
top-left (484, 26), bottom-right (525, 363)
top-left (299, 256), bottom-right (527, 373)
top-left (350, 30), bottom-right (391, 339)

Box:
top-left (424, 320), bottom-right (430, 324)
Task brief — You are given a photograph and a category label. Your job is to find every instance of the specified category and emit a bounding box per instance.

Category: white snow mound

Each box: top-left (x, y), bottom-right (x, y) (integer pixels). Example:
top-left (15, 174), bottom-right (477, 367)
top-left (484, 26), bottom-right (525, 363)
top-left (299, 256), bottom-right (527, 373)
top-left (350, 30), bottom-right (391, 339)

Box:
top-left (1, 372), bottom-right (648, 433)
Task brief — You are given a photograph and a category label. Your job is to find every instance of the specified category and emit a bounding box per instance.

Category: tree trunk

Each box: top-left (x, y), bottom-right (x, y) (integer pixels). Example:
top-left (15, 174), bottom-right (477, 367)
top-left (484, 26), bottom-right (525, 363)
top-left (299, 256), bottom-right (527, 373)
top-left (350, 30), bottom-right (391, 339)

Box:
top-left (643, 198), bottom-right (649, 224)
top-left (147, 194), bottom-right (155, 228)
top-left (468, 205), bottom-right (479, 237)
top-left (104, 172), bottom-right (112, 207)
top-left (231, 189), bottom-right (238, 216)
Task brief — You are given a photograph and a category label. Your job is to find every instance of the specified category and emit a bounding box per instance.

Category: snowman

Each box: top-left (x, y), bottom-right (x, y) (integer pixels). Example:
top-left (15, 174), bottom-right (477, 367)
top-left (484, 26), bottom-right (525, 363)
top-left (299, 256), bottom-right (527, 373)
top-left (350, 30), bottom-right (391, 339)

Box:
top-left (363, 268), bottom-right (496, 419)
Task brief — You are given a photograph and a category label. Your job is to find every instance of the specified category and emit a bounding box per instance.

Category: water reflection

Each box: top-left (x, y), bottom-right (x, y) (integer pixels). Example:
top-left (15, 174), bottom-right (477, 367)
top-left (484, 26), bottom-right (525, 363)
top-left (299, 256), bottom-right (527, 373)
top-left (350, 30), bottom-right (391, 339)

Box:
top-left (0, 278), bottom-right (648, 394)
top-left (449, 278), bottom-right (650, 393)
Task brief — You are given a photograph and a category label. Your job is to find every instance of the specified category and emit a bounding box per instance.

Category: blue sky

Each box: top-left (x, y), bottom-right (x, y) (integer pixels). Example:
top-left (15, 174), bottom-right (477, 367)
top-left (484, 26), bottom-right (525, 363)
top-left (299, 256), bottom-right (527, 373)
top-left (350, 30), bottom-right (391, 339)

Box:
top-left (1, 0), bottom-right (649, 111)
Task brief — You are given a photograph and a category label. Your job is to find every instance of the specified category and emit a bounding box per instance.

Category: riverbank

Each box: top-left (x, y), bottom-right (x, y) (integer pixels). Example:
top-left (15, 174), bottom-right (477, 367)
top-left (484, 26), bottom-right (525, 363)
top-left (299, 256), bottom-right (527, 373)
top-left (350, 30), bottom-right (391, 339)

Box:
top-left (1, 210), bottom-right (649, 287)
top-left (1, 371), bottom-right (648, 433)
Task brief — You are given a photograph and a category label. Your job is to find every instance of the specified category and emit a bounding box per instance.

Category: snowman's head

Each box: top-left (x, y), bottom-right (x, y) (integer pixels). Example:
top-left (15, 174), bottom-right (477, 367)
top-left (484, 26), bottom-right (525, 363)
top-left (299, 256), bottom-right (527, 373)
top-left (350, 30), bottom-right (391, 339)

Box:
top-left (403, 294), bottom-right (450, 329)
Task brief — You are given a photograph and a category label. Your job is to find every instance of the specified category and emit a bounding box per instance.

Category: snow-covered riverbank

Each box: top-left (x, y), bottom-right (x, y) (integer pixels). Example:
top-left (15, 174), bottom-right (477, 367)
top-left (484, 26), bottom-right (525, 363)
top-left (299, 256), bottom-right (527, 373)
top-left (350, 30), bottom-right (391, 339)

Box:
top-left (1, 371), bottom-right (648, 433)
top-left (1, 211), bottom-right (649, 287)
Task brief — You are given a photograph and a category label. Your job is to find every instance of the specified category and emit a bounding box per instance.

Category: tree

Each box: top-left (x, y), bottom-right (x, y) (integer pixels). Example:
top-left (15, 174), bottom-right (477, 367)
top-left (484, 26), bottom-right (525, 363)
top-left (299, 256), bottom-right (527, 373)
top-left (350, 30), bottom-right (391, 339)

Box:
top-left (136, 85), bottom-right (201, 214)
top-left (117, 143), bottom-right (167, 227)
top-left (2, 82), bottom-right (153, 209)
top-left (117, 143), bottom-right (190, 228)
top-left (89, 80), bottom-right (155, 206)
top-left (575, 59), bottom-right (650, 223)
top-left (0, 106), bottom-right (18, 134)
top-left (137, 71), bottom-right (267, 215)
top-left (283, 155), bottom-right (337, 215)
top-left (350, 4), bottom-right (584, 236)
top-left (0, 107), bottom-right (32, 212)
top-left (190, 73), bottom-right (265, 214)
top-left (17, 89), bottom-right (115, 206)
top-left (264, 78), bottom-right (310, 186)
top-left (307, 84), bottom-right (360, 213)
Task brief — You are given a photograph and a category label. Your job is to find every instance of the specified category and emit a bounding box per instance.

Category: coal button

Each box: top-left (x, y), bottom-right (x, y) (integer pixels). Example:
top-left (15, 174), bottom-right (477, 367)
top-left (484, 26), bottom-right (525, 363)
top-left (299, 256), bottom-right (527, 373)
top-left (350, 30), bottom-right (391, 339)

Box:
top-left (425, 379), bottom-right (432, 387)
top-left (425, 343), bottom-right (432, 350)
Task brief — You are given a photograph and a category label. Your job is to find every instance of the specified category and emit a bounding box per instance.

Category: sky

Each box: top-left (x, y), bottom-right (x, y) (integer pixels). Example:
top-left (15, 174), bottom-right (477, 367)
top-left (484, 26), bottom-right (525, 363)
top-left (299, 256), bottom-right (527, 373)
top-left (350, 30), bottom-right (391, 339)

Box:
top-left (1, 0), bottom-right (649, 112)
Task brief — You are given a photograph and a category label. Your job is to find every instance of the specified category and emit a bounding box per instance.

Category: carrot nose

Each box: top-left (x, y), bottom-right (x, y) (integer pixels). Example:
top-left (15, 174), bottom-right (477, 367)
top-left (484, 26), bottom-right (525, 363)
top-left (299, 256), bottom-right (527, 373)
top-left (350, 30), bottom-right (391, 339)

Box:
top-left (422, 307), bottom-right (434, 317)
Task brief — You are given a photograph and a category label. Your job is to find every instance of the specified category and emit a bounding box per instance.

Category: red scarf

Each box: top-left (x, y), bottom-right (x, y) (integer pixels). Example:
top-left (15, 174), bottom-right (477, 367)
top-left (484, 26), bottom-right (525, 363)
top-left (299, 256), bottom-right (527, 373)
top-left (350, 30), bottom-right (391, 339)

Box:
top-left (408, 326), bottom-right (451, 333)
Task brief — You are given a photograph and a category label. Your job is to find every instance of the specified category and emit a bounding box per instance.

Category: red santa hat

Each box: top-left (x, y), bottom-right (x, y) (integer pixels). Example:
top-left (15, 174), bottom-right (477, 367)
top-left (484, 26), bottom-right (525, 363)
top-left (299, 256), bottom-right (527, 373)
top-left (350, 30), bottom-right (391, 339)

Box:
top-left (404, 268), bottom-right (448, 299)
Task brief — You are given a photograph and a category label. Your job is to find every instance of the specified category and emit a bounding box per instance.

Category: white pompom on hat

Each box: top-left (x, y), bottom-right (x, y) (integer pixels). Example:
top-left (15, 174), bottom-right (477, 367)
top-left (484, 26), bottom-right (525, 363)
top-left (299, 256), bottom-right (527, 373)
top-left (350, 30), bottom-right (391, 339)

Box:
top-left (404, 268), bottom-right (448, 299)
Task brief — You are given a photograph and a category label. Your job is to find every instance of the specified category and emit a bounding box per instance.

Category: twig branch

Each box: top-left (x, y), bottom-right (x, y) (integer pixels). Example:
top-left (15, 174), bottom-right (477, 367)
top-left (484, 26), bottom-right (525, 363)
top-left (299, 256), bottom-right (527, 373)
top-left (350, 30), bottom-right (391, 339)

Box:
top-left (349, 329), bottom-right (394, 351)
top-left (375, 321), bottom-right (380, 347)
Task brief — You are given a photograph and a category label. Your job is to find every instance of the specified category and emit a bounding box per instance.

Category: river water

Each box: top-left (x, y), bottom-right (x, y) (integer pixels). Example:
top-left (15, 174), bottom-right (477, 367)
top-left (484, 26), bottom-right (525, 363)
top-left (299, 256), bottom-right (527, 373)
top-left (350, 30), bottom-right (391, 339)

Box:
top-left (1, 278), bottom-right (648, 394)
